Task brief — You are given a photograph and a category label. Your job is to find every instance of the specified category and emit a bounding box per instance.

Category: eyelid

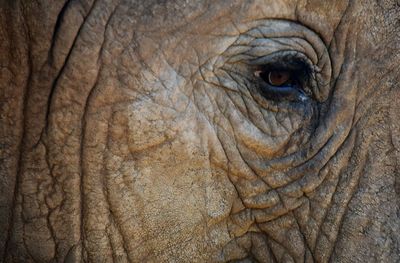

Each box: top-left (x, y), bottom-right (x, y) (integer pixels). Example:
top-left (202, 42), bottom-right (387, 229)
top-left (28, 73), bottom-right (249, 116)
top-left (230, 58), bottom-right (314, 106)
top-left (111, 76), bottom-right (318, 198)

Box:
top-left (249, 51), bottom-right (314, 72)
top-left (259, 82), bottom-right (309, 102)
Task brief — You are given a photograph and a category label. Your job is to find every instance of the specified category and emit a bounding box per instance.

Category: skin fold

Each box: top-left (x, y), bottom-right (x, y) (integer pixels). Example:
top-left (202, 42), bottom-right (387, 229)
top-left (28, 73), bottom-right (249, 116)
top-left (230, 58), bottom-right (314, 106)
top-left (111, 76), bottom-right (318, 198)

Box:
top-left (0, 0), bottom-right (399, 262)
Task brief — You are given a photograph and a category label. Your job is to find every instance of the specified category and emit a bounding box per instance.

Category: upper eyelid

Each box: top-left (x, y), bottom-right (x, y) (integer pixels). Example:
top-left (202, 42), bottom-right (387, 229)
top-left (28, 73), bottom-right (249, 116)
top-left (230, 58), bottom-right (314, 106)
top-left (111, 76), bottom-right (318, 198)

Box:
top-left (233, 37), bottom-right (319, 65)
top-left (247, 51), bottom-right (315, 74)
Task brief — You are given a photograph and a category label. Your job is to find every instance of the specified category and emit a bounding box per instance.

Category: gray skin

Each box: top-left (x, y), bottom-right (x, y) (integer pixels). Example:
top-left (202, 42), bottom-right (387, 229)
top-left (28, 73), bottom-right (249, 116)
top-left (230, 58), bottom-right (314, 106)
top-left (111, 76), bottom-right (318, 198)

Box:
top-left (1, 0), bottom-right (399, 262)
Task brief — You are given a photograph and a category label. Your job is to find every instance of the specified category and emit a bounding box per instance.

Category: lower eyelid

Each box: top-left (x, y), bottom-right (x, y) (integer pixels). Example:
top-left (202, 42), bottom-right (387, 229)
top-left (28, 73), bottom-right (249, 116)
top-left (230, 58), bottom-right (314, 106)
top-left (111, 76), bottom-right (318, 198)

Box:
top-left (259, 82), bottom-right (309, 102)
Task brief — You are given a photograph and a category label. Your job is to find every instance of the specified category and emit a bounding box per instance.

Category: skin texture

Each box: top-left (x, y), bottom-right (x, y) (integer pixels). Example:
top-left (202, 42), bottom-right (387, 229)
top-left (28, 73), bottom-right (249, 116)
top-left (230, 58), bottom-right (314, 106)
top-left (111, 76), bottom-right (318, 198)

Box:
top-left (0, 0), bottom-right (399, 262)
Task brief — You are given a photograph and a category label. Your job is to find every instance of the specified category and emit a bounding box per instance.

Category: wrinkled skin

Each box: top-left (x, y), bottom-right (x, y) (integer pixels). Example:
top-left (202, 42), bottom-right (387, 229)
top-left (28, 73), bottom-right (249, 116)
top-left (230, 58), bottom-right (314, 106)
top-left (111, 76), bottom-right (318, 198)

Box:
top-left (1, 0), bottom-right (399, 262)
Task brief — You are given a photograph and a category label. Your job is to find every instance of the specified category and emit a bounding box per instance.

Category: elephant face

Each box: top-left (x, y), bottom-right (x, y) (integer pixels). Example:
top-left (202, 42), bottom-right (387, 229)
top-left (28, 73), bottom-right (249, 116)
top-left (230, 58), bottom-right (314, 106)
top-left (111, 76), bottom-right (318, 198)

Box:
top-left (1, 0), bottom-right (399, 262)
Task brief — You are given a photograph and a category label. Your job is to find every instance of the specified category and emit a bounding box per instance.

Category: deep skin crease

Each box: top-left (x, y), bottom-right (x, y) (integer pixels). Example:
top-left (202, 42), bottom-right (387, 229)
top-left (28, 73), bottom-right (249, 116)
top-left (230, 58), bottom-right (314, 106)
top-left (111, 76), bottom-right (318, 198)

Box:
top-left (0, 0), bottom-right (399, 262)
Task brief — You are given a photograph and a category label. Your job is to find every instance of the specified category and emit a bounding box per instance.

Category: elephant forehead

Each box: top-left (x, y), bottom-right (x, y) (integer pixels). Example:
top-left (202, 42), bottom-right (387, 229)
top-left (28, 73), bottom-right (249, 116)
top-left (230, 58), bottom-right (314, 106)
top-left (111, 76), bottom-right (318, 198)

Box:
top-left (121, 1), bottom-right (349, 80)
top-left (125, 0), bottom-right (349, 44)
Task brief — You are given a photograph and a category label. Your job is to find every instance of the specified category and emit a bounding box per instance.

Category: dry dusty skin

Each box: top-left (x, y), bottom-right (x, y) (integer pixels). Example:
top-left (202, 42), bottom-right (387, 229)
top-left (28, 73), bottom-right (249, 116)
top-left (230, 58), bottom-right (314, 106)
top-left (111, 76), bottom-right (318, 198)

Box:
top-left (0, 0), bottom-right (399, 262)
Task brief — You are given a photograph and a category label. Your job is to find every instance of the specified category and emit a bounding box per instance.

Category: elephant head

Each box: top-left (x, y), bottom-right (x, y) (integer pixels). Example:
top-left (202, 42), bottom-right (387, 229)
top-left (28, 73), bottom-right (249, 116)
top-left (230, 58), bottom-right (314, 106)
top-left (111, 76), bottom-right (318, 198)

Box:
top-left (1, 0), bottom-right (399, 262)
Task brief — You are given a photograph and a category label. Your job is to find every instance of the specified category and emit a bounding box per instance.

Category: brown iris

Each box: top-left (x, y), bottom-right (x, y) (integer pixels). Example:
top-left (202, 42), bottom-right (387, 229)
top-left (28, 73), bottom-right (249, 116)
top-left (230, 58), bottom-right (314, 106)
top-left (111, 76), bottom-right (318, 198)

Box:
top-left (267, 70), bottom-right (291, 86)
top-left (254, 66), bottom-right (304, 88)
top-left (257, 69), bottom-right (292, 86)
top-left (255, 70), bottom-right (294, 87)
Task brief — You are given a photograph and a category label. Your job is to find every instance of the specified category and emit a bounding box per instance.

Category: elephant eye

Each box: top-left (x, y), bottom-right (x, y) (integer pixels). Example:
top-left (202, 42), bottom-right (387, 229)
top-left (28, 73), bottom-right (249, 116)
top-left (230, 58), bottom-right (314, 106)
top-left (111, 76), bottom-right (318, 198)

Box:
top-left (253, 62), bottom-right (310, 102)
top-left (255, 69), bottom-right (295, 87)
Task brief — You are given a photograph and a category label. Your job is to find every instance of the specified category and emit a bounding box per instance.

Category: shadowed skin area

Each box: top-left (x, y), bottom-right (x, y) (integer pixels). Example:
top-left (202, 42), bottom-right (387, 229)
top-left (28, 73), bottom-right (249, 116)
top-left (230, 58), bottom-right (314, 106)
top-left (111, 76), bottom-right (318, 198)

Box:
top-left (0, 0), bottom-right (399, 262)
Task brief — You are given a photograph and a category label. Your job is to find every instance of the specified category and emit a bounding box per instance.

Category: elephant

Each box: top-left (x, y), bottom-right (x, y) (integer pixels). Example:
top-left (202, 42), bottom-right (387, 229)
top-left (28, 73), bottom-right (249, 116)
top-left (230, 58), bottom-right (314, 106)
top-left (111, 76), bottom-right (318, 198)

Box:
top-left (0, 0), bottom-right (399, 262)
